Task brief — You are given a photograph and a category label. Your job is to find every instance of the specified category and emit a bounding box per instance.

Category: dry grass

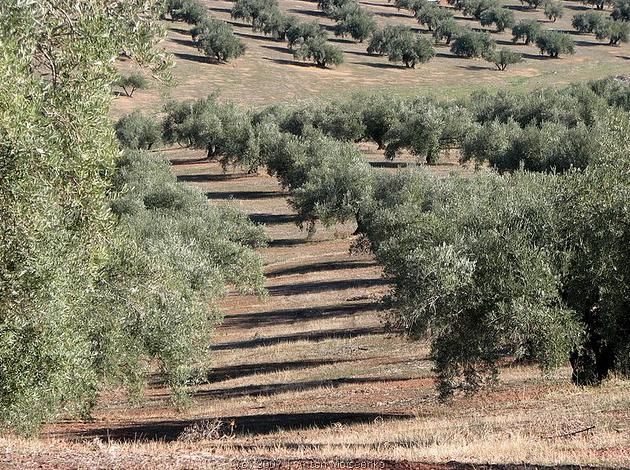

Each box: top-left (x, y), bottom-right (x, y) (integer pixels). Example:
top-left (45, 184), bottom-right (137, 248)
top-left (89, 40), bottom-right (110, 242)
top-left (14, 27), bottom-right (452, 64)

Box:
top-left (113, 0), bottom-right (630, 116)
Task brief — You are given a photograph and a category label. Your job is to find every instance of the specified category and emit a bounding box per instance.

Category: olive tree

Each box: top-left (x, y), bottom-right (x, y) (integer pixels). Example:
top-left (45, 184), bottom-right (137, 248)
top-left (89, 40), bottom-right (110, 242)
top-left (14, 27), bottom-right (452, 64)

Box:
top-left (115, 72), bottom-right (149, 97)
top-left (384, 100), bottom-right (473, 162)
top-left (193, 18), bottom-right (246, 62)
top-left (416, 4), bottom-right (454, 32)
top-left (433, 17), bottom-right (461, 44)
top-left (484, 48), bottom-right (523, 70)
top-left (512, 19), bottom-right (541, 44)
top-left (479, 7), bottom-right (515, 32)
top-left (318, 0), bottom-right (357, 15)
top-left (362, 170), bottom-right (577, 398)
top-left (166, 0), bottom-right (208, 23)
top-left (333, 5), bottom-right (377, 42)
top-left (0, 0), bottom-right (264, 435)
top-left (451, 29), bottom-right (496, 57)
top-left (612, 0), bottom-right (630, 21)
top-left (461, 0), bottom-right (499, 18)
top-left (115, 111), bottom-right (162, 150)
top-left (559, 110), bottom-right (630, 385)
top-left (387, 34), bottom-right (436, 68)
top-left (358, 93), bottom-right (408, 149)
top-left (367, 25), bottom-right (411, 54)
top-left (287, 21), bottom-right (327, 48)
top-left (231, 0), bottom-right (277, 23)
top-left (293, 37), bottom-right (344, 67)
top-left (162, 95), bottom-right (262, 171)
top-left (595, 19), bottom-right (630, 45)
top-left (543, 0), bottom-right (564, 22)
top-left (254, 9), bottom-right (298, 40)
top-left (536, 30), bottom-right (576, 57)
top-left (572, 12), bottom-right (607, 33)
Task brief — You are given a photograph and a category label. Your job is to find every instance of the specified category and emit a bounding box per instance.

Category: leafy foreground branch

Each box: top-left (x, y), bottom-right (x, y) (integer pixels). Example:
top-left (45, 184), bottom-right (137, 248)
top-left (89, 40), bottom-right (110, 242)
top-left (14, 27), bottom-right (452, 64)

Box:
top-left (0, 0), bottom-right (264, 434)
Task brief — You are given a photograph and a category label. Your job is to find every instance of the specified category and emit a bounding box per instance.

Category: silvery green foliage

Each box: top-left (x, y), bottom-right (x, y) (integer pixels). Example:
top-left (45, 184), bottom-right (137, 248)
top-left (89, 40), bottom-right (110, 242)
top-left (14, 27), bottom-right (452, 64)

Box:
top-left (115, 110), bottom-right (162, 150)
top-left (162, 94), bottom-right (261, 172)
top-left (258, 126), bottom-right (373, 230)
top-left (362, 170), bottom-right (579, 397)
top-left (0, 0), bottom-right (263, 434)
top-left (361, 111), bottom-right (630, 397)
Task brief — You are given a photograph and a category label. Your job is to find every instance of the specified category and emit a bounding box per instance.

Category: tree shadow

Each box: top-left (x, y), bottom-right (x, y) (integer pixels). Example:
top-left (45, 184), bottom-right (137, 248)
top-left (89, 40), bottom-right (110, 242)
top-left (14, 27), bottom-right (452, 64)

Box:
top-left (208, 6), bottom-right (232, 14)
top-left (204, 358), bottom-right (357, 383)
top-left (458, 64), bottom-right (492, 71)
top-left (171, 37), bottom-right (196, 48)
top-left (210, 326), bottom-right (384, 350)
top-left (226, 20), bottom-right (252, 28)
top-left (372, 10), bottom-right (411, 18)
top-left (264, 57), bottom-right (314, 67)
top-left (267, 278), bottom-right (389, 296)
top-left (205, 190), bottom-right (284, 200)
top-left (223, 302), bottom-right (379, 328)
top-left (575, 39), bottom-right (603, 47)
top-left (261, 44), bottom-right (293, 54)
top-left (328, 37), bottom-right (357, 45)
top-left (521, 52), bottom-right (551, 60)
top-left (288, 7), bottom-right (328, 17)
top-left (194, 376), bottom-right (411, 400)
top-left (235, 31), bottom-right (282, 42)
top-left (503, 4), bottom-right (533, 11)
top-left (435, 51), bottom-right (457, 59)
top-left (267, 259), bottom-right (377, 277)
top-left (345, 50), bottom-right (376, 57)
top-left (355, 61), bottom-right (405, 69)
top-left (77, 411), bottom-right (414, 441)
top-left (554, 29), bottom-right (580, 35)
top-left (169, 27), bottom-right (191, 35)
top-left (267, 237), bottom-right (312, 247)
top-left (249, 213), bottom-right (301, 225)
top-left (169, 157), bottom-right (208, 166)
top-left (495, 38), bottom-right (516, 46)
top-left (177, 173), bottom-right (255, 183)
top-left (453, 15), bottom-right (478, 21)
top-left (174, 52), bottom-right (215, 64)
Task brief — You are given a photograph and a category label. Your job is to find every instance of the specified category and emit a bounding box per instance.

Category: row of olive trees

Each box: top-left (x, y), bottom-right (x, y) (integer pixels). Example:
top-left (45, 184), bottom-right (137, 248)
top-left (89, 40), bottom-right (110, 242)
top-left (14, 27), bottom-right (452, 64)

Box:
top-left (231, 0), bottom-right (344, 67)
top-left (384, 0), bottom-right (576, 67)
top-left (112, 82), bottom-right (630, 399)
top-left (573, 10), bottom-right (630, 45)
top-left (0, 0), bottom-right (266, 435)
top-left (261, 78), bottom-right (627, 166)
top-left (116, 77), bottom-right (628, 170)
top-left (256, 83), bottom-right (630, 396)
top-left (359, 109), bottom-right (629, 396)
top-left (318, 0), bottom-right (378, 42)
top-left (165, 0), bottom-right (246, 62)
